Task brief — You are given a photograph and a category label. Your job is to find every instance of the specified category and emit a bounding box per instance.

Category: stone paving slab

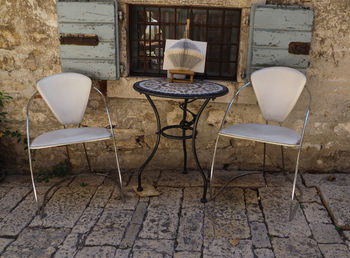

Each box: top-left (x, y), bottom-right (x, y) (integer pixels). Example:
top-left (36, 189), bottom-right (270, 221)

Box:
top-left (319, 185), bottom-right (350, 229)
top-left (245, 189), bottom-right (264, 223)
top-left (318, 243), bottom-right (350, 258)
top-left (2, 227), bottom-right (69, 258)
top-left (132, 239), bottom-right (174, 257)
top-left (203, 238), bottom-right (254, 257)
top-left (176, 208), bottom-right (204, 252)
top-left (254, 248), bottom-right (275, 258)
top-left (0, 172), bottom-right (349, 257)
top-left (0, 238), bottom-right (13, 253)
top-left (271, 237), bottom-right (322, 258)
top-left (309, 223), bottom-right (343, 244)
top-left (259, 187), bottom-right (312, 237)
top-left (85, 208), bottom-right (134, 246)
top-left (75, 246), bottom-right (117, 258)
top-left (302, 202), bottom-right (332, 224)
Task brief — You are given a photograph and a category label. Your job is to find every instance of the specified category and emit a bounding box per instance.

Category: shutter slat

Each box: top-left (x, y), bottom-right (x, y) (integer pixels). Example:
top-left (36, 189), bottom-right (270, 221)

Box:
top-left (56, 0), bottom-right (119, 80)
top-left (246, 5), bottom-right (314, 80)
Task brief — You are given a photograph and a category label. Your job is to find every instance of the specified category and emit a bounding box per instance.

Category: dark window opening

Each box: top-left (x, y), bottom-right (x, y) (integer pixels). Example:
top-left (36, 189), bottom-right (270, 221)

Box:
top-left (129, 5), bottom-right (241, 81)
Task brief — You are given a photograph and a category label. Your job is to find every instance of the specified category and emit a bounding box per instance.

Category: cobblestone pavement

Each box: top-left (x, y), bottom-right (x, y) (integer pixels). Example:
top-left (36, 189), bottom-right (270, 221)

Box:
top-left (0, 170), bottom-right (349, 258)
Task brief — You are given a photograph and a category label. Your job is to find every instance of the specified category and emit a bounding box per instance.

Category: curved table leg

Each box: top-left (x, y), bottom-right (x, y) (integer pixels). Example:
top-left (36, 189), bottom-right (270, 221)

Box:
top-left (137, 94), bottom-right (161, 192)
top-left (192, 98), bottom-right (210, 203)
top-left (182, 99), bottom-right (188, 174)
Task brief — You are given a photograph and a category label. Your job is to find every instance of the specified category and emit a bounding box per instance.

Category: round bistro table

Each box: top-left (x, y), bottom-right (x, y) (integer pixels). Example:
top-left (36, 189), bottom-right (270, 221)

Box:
top-left (133, 78), bottom-right (228, 202)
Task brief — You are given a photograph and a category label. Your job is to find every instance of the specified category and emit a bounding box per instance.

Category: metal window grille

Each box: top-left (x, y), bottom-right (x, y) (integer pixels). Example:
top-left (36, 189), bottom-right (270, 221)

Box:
top-left (129, 5), bottom-right (241, 80)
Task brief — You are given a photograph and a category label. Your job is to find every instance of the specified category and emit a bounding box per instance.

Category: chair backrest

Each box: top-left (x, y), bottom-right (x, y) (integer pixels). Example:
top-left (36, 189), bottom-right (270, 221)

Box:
top-left (36, 73), bottom-right (92, 125)
top-left (251, 67), bottom-right (306, 123)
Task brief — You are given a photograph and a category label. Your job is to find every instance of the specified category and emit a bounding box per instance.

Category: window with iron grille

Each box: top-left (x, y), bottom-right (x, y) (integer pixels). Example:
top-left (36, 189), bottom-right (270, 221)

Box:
top-left (129, 6), bottom-right (241, 81)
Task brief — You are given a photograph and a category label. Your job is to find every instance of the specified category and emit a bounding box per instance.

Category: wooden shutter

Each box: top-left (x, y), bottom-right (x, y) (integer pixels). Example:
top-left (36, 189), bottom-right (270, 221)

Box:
top-left (246, 5), bottom-right (314, 80)
top-left (56, 0), bottom-right (120, 80)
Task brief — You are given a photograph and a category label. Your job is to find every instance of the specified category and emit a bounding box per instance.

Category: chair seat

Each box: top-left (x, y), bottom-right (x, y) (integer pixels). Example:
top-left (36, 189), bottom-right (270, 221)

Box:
top-left (219, 123), bottom-right (301, 147)
top-left (30, 127), bottom-right (112, 149)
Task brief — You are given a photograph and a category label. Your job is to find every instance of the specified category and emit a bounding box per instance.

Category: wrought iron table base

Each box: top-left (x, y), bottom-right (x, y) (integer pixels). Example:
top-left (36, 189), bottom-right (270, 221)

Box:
top-left (137, 95), bottom-right (210, 203)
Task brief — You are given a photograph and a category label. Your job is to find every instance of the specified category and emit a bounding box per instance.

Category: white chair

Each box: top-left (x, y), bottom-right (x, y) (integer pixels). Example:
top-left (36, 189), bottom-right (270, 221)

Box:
top-left (210, 67), bottom-right (311, 200)
top-left (26, 73), bottom-right (123, 214)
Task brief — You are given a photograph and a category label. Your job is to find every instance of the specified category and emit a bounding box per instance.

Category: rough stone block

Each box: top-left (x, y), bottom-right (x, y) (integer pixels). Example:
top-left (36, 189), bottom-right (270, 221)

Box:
top-left (297, 187), bottom-right (321, 203)
top-left (205, 188), bottom-right (250, 239)
top-left (54, 233), bottom-right (79, 258)
top-left (250, 222), bottom-right (271, 248)
top-left (0, 194), bottom-right (37, 236)
top-left (259, 187), bottom-right (311, 237)
top-left (254, 248), bottom-right (275, 258)
top-left (318, 244), bottom-right (350, 258)
top-left (119, 223), bottom-right (142, 249)
top-left (302, 173), bottom-right (350, 188)
top-left (245, 189), bottom-right (264, 222)
top-left (182, 187), bottom-right (205, 209)
top-left (0, 187), bottom-right (31, 219)
top-left (75, 246), bottom-right (117, 258)
top-left (30, 185), bottom-right (97, 228)
top-left (302, 202), bottom-right (332, 224)
top-left (271, 237), bottom-right (321, 258)
top-left (174, 251), bottom-right (201, 258)
top-left (176, 208), bottom-right (204, 252)
top-left (71, 207), bottom-right (104, 234)
top-left (132, 239), bottom-right (174, 257)
top-left (139, 187), bottom-right (182, 239)
top-left (2, 228), bottom-right (69, 258)
top-left (310, 223), bottom-right (343, 244)
top-left (319, 185), bottom-right (350, 229)
top-left (203, 238), bottom-right (254, 258)
top-left (85, 209), bottom-right (133, 246)
top-left (0, 238), bottom-right (13, 253)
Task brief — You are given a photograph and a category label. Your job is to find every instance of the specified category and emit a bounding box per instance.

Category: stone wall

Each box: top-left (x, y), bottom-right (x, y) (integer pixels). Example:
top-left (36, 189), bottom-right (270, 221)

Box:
top-left (0, 0), bottom-right (349, 173)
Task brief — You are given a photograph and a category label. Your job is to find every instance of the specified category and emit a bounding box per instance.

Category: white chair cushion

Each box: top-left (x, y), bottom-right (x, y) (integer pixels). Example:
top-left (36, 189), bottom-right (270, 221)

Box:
top-left (30, 127), bottom-right (112, 149)
top-left (219, 123), bottom-right (301, 147)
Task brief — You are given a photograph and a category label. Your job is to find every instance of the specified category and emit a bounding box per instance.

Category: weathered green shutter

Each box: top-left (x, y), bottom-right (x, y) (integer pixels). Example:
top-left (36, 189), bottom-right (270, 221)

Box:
top-left (246, 5), bottom-right (314, 79)
top-left (56, 0), bottom-right (119, 80)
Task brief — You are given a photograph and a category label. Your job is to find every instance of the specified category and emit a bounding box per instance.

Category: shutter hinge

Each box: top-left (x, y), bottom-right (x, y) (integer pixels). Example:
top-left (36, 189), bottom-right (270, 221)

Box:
top-left (118, 10), bottom-right (123, 21)
top-left (120, 64), bottom-right (124, 74)
top-left (244, 15), bottom-right (250, 25)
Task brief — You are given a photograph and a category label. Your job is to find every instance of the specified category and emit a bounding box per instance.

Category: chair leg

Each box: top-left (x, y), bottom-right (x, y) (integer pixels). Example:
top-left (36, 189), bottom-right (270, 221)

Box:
top-left (263, 143), bottom-right (268, 187)
top-left (209, 135), bottom-right (220, 199)
top-left (111, 136), bottom-right (124, 201)
top-left (28, 148), bottom-right (40, 215)
top-left (291, 146), bottom-right (302, 200)
top-left (82, 143), bottom-right (93, 172)
top-left (281, 146), bottom-right (285, 172)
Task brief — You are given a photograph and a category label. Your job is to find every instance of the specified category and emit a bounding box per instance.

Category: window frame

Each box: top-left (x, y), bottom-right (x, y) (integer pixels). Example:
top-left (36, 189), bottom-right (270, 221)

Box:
top-left (128, 5), bottom-right (242, 81)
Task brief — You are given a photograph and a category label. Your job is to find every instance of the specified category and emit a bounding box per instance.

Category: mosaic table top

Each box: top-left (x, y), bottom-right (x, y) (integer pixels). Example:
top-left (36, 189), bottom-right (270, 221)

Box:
top-left (133, 79), bottom-right (228, 99)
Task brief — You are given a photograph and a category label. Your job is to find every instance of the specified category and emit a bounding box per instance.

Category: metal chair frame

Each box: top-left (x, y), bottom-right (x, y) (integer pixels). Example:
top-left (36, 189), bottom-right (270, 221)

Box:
top-left (209, 81), bottom-right (311, 200)
top-left (26, 86), bottom-right (124, 215)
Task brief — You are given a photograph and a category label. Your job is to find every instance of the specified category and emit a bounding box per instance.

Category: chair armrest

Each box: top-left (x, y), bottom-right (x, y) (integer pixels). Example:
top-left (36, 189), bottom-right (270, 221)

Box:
top-left (218, 81), bottom-right (251, 131)
top-left (26, 91), bottom-right (39, 148)
top-left (92, 86), bottom-right (115, 138)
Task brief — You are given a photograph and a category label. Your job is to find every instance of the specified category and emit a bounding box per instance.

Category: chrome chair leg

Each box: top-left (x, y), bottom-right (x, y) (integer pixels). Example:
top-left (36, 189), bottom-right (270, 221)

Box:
top-left (111, 135), bottom-right (124, 201)
top-left (28, 148), bottom-right (40, 215)
top-left (82, 143), bottom-right (92, 172)
top-left (291, 146), bottom-right (302, 200)
top-left (209, 135), bottom-right (220, 199)
top-left (263, 143), bottom-right (268, 187)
